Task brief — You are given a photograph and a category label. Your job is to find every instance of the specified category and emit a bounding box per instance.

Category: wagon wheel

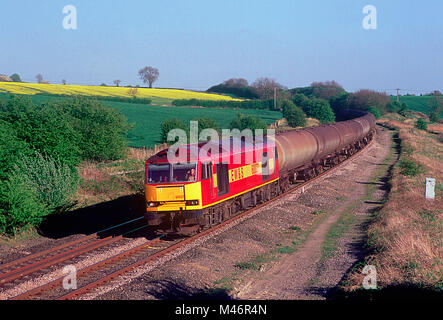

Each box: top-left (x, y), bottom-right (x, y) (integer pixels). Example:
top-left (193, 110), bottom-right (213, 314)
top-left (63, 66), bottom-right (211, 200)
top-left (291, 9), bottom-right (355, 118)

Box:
top-left (222, 206), bottom-right (230, 221)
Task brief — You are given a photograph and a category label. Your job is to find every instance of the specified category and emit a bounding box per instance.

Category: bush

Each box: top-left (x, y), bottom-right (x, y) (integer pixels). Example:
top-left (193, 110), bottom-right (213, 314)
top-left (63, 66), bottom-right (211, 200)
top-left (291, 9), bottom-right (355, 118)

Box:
top-left (301, 98), bottom-right (335, 124)
top-left (160, 118), bottom-right (188, 143)
top-left (0, 96), bottom-right (131, 165)
top-left (0, 152), bottom-right (79, 235)
top-left (415, 118), bottom-right (427, 131)
top-left (54, 97), bottom-right (131, 161)
top-left (171, 99), bottom-right (280, 111)
top-left (387, 101), bottom-right (402, 113)
top-left (348, 89), bottom-right (390, 113)
top-left (398, 159), bottom-right (424, 176)
top-left (368, 106), bottom-right (382, 119)
top-left (0, 95), bottom-right (82, 168)
top-left (0, 120), bottom-right (31, 181)
top-left (229, 113), bottom-right (268, 132)
top-left (282, 100), bottom-right (306, 127)
top-left (207, 84), bottom-right (259, 99)
top-left (192, 117), bottom-right (221, 137)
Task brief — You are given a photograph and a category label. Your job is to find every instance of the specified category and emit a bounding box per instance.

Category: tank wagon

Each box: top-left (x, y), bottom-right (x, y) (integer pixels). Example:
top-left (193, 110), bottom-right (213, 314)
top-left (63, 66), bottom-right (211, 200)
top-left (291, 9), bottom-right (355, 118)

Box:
top-left (144, 112), bottom-right (376, 233)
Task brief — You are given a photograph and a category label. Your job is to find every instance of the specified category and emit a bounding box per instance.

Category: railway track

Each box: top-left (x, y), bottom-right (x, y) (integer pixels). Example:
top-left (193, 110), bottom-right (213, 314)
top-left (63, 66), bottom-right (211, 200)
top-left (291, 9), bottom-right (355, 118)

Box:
top-left (0, 217), bottom-right (148, 294)
top-left (5, 132), bottom-right (375, 300)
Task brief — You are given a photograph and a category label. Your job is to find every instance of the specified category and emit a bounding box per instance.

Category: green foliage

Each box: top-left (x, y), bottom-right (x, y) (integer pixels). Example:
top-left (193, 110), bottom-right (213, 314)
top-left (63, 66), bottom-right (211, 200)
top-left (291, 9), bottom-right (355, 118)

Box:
top-left (282, 100), bottom-right (306, 127)
top-left (229, 113), bottom-right (268, 132)
top-left (398, 159), bottom-right (424, 176)
top-left (172, 99), bottom-right (281, 111)
top-left (0, 96), bottom-right (130, 165)
top-left (0, 152), bottom-right (79, 235)
top-left (348, 89), bottom-right (390, 113)
top-left (0, 95), bottom-right (82, 168)
top-left (33, 93), bottom-right (152, 105)
top-left (192, 117), bottom-right (221, 136)
top-left (368, 106), bottom-right (382, 119)
top-left (301, 98), bottom-right (335, 124)
top-left (160, 118), bottom-right (188, 143)
top-left (54, 97), bottom-right (130, 161)
top-left (292, 93), bottom-right (307, 106)
top-left (329, 92), bottom-right (350, 113)
top-left (415, 118), bottom-right (427, 131)
top-left (387, 101), bottom-right (402, 113)
top-left (428, 96), bottom-right (443, 123)
top-left (207, 84), bottom-right (259, 99)
top-left (0, 120), bottom-right (31, 181)
top-left (10, 73), bottom-right (22, 82)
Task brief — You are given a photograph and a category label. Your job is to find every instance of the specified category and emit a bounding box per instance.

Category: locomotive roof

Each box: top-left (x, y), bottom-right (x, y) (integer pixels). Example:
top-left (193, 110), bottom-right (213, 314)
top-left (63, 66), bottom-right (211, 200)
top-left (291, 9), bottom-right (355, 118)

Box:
top-left (147, 137), bottom-right (274, 163)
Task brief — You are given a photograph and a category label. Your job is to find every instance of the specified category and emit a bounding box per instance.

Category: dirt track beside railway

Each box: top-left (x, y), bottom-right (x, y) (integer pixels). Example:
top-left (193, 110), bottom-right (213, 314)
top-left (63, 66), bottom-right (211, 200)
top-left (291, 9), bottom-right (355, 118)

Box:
top-left (90, 126), bottom-right (394, 300)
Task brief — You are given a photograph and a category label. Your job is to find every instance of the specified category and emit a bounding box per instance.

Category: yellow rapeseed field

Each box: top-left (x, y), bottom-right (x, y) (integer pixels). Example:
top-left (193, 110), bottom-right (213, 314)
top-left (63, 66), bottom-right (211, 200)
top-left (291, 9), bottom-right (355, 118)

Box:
top-left (0, 82), bottom-right (241, 101)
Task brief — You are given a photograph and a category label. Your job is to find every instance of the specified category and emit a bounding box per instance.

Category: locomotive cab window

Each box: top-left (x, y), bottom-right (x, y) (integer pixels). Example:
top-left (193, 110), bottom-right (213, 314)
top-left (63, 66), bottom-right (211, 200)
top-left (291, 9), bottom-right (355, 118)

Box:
top-left (201, 162), bottom-right (212, 180)
top-left (172, 163), bottom-right (197, 182)
top-left (261, 152), bottom-right (270, 181)
top-left (146, 164), bottom-right (171, 183)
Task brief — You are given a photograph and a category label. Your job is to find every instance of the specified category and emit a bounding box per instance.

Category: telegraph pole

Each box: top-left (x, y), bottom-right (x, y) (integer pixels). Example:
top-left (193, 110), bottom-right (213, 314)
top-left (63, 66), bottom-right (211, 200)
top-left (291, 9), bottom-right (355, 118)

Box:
top-left (274, 87), bottom-right (277, 110)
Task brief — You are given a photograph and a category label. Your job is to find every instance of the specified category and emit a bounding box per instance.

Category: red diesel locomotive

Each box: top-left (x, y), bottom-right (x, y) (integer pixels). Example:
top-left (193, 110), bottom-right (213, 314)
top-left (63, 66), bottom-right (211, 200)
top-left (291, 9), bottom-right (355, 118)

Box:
top-left (145, 111), bottom-right (376, 233)
top-left (145, 138), bottom-right (279, 232)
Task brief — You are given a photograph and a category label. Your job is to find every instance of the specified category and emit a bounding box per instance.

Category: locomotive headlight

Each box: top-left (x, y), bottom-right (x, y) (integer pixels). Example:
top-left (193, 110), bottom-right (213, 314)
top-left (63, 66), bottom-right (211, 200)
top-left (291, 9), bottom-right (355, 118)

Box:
top-left (147, 201), bottom-right (160, 207)
top-left (185, 200), bottom-right (199, 206)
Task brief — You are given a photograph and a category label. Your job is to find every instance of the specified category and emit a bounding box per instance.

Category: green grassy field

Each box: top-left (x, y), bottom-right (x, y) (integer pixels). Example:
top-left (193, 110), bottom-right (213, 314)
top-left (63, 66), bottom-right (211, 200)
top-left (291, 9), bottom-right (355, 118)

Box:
top-left (0, 93), bottom-right (282, 148)
top-left (108, 101), bottom-right (282, 147)
top-left (390, 95), bottom-right (443, 118)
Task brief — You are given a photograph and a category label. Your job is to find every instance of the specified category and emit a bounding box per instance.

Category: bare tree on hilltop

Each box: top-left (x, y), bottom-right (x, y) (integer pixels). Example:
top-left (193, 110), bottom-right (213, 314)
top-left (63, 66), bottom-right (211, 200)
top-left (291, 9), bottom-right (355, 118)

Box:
top-left (62, 79), bottom-right (67, 85)
top-left (138, 66), bottom-right (159, 88)
top-left (36, 74), bottom-right (43, 83)
top-left (252, 77), bottom-right (286, 99)
top-left (114, 80), bottom-right (121, 87)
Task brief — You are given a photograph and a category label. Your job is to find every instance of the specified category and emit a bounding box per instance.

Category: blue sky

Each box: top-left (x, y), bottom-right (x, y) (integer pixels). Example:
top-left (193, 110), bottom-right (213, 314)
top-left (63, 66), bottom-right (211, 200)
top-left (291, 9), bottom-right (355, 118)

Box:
top-left (1, 0), bottom-right (442, 94)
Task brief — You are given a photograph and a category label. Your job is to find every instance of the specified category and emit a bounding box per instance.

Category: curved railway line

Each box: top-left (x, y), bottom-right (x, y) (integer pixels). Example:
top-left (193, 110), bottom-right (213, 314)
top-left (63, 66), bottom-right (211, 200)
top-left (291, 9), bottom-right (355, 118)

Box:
top-left (1, 130), bottom-right (375, 300)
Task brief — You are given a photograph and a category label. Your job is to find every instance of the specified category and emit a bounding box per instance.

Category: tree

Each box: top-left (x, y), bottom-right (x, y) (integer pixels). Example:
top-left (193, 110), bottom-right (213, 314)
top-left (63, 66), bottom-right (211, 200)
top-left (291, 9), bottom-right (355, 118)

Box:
top-left (329, 91), bottom-right (350, 113)
top-left (192, 117), bottom-right (221, 138)
top-left (301, 98), bottom-right (335, 124)
top-left (160, 118), bottom-right (188, 143)
top-left (229, 113), bottom-right (268, 132)
top-left (292, 93), bottom-right (307, 106)
top-left (10, 73), bottom-right (22, 82)
top-left (251, 77), bottom-right (286, 100)
top-left (222, 78), bottom-right (249, 87)
top-left (114, 80), bottom-right (121, 87)
top-left (310, 81), bottom-right (345, 100)
top-left (429, 95), bottom-right (442, 123)
top-left (36, 74), bottom-right (43, 83)
top-left (282, 100), bottom-right (306, 127)
top-left (348, 89), bottom-right (390, 113)
top-left (138, 66), bottom-right (159, 88)
top-left (368, 106), bottom-right (382, 119)
top-left (62, 79), bottom-right (67, 85)
top-left (207, 80), bottom-right (259, 99)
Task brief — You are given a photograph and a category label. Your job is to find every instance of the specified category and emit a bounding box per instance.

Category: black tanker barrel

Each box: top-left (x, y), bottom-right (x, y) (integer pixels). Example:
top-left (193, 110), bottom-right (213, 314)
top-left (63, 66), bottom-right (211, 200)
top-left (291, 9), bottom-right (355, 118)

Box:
top-left (275, 112), bottom-right (376, 173)
top-left (274, 130), bottom-right (318, 172)
top-left (303, 125), bottom-right (341, 160)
